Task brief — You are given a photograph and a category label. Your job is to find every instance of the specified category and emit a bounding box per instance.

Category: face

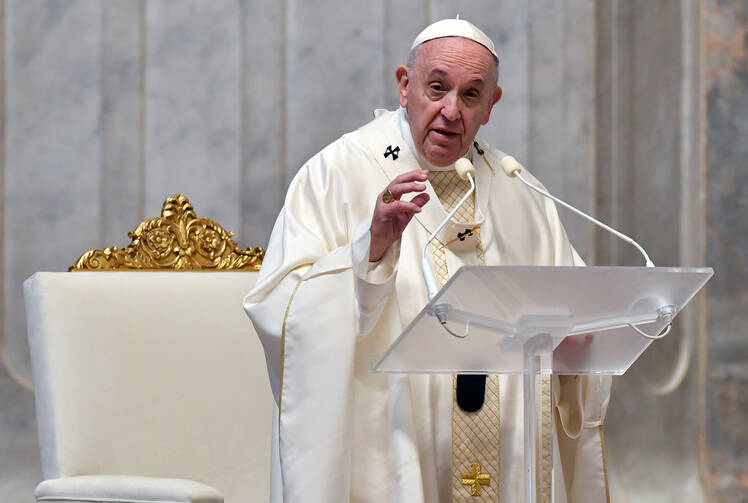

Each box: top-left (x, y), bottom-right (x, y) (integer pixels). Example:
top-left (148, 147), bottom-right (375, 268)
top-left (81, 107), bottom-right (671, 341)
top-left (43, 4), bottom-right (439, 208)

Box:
top-left (396, 37), bottom-right (502, 166)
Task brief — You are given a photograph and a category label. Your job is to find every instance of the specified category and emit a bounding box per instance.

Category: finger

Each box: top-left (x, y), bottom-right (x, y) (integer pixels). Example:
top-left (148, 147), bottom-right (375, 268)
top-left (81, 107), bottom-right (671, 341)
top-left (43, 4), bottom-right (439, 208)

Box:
top-left (388, 181), bottom-right (428, 200)
top-left (409, 192), bottom-right (430, 208)
top-left (376, 199), bottom-right (424, 217)
top-left (391, 169), bottom-right (429, 185)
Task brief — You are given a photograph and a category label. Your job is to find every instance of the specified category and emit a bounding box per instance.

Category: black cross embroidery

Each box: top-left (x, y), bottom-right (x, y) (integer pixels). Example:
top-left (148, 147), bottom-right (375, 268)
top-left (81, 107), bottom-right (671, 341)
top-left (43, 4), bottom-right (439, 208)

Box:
top-left (473, 141), bottom-right (484, 155)
top-left (384, 145), bottom-right (400, 160)
top-left (457, 228), bottom-right (474, 241)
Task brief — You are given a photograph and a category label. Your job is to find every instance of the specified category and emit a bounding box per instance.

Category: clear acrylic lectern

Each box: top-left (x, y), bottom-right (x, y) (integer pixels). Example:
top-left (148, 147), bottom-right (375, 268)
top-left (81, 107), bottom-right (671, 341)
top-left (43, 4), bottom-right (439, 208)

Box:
top-left (373, 265), bottom-right (713, 503)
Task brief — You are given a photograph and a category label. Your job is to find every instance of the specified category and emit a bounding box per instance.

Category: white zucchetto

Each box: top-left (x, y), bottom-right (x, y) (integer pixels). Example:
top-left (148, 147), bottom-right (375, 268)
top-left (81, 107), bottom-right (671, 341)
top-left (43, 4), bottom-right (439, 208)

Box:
top-left (411, 18), bottom-right (498, 59)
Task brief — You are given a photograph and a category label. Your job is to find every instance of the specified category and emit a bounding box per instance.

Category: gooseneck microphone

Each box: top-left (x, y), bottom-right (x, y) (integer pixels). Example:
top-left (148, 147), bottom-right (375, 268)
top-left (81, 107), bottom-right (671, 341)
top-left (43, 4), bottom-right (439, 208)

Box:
top-left (420, 155), bottom-right (657, 413)
top-left (420, 158), bottom-right (486, 412)
top-left (500, 156), bottom-right (655, 268)
top-left (421, 158), bottom-right (477, 301)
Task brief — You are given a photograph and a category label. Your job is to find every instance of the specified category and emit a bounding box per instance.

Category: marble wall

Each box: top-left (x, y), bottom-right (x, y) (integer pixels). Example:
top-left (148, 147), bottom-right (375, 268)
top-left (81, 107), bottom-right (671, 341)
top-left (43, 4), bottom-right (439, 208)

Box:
top-left (704, 1), bottom-right (748, 500)
top-left (596, 1), bottom-right (708, 500)
top-left (0, 1), bottom-right (744, 502)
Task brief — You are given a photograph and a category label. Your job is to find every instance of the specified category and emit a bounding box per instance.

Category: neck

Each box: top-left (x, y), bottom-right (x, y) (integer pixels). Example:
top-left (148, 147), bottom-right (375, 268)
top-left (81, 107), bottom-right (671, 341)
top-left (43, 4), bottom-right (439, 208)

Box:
top-left (396, 107), bottom-right (471, 171)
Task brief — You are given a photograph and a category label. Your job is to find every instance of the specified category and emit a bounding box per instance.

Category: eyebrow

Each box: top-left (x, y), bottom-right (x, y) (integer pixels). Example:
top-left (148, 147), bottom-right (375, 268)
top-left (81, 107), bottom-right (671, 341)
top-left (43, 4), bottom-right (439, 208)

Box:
top-left (426, 68), bottom-right (487, 88)
top-left (427, 69), bottom-right (448, 79)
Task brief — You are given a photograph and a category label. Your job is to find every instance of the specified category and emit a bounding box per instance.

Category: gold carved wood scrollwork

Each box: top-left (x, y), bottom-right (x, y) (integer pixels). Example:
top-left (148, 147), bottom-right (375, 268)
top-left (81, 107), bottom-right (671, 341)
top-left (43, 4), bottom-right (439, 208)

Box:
top-left (70, 194), bottom-right (265, 271)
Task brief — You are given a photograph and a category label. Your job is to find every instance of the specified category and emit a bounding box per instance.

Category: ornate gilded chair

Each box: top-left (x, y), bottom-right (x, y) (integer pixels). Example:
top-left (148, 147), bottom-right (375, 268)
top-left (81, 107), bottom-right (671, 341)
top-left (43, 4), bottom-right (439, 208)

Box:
top-left (24, 195), bottom-right (275, 503)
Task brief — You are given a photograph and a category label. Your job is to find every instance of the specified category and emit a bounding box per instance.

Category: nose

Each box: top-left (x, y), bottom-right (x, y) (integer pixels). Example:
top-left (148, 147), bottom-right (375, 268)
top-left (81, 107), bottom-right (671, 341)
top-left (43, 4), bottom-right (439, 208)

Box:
top-left (441, 93), bottom-right (460, 122)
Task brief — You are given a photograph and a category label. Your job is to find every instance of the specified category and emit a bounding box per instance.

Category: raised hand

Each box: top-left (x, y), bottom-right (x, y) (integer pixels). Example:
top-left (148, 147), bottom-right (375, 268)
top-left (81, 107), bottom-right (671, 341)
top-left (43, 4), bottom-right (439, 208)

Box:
top-left (369, 169), bottom-right (430, 262)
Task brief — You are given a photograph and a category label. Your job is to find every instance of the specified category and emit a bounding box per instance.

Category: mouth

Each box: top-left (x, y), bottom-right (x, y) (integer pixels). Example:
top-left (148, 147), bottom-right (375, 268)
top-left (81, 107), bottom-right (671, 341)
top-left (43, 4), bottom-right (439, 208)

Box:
top-left (430, 128), bottom-right (460, 141)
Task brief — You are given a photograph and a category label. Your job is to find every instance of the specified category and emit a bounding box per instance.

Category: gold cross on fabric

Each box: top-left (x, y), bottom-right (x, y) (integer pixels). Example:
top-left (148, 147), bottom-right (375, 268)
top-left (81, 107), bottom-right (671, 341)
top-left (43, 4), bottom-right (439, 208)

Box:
top-left (461, 462), bottom-right (491, 496)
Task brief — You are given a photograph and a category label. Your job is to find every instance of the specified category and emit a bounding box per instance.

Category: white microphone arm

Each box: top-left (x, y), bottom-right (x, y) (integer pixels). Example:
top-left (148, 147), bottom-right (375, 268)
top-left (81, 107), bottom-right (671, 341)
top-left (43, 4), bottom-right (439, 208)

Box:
top-left (500, 156), bottom-right (655, 268)
top-left (421, 158), bottom-right (476, 301)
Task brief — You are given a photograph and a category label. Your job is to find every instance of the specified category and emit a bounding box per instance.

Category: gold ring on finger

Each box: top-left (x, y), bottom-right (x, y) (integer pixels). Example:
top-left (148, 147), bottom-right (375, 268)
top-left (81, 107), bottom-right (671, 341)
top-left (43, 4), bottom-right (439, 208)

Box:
top-left (382, 188), bottom-right (395, 204)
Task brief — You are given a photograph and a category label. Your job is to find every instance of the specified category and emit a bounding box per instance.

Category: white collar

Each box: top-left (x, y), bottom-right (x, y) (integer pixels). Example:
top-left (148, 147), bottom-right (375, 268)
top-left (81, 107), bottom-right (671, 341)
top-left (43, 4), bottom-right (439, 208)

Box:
top-left (395, 107), bottom-right (472, 172)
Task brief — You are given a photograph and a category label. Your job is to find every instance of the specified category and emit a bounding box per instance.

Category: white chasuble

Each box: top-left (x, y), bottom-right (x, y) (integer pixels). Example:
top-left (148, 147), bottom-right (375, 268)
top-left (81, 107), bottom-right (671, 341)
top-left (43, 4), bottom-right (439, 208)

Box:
top-left (244, 108), bottom-right (611, 503)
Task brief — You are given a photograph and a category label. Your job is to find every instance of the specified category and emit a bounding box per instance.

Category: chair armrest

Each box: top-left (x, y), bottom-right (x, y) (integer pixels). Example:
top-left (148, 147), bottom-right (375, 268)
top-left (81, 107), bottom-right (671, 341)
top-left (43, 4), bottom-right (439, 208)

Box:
top-left (35, 475), bottom-right (224, 503)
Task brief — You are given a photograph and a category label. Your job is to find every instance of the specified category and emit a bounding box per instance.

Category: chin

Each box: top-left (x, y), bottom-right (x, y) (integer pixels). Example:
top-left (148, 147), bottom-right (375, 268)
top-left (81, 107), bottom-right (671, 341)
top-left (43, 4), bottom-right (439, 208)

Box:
top-left (425, 150), bottom-right (460, 167)
top-left (424, 139), bottom-right (467, 166)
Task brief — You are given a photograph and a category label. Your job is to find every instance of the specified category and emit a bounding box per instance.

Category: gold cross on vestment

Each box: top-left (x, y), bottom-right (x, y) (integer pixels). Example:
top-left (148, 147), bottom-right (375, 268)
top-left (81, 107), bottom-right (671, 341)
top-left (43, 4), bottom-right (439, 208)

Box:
top-left (461, 462), bottom-right (491, 496)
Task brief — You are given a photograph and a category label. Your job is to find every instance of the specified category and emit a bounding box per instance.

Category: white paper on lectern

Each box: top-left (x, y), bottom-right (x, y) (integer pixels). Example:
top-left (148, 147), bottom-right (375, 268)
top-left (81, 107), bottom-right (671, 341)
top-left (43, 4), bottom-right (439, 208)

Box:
top-left (373, 266), bottom-right (713, 375)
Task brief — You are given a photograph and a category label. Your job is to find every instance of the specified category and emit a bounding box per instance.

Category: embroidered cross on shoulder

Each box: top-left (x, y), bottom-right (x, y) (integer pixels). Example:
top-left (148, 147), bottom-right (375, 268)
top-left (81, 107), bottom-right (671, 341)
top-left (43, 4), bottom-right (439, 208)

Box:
top-left (384, 145), bottom-right (400, 160)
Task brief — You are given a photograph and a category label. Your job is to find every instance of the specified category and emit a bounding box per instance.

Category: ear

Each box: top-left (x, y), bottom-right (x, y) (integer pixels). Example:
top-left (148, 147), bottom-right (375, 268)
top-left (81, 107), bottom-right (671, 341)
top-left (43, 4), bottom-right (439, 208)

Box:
top-left (395, 65), bottom-right (409, 108)
top-left (481, 86), bottom-right (503, 125)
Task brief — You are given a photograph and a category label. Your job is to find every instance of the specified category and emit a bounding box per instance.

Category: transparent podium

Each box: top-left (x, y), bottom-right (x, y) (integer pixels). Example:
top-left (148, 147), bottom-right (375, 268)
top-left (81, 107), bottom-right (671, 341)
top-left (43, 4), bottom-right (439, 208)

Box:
top-left (373, 265), bottom-right (713, 502)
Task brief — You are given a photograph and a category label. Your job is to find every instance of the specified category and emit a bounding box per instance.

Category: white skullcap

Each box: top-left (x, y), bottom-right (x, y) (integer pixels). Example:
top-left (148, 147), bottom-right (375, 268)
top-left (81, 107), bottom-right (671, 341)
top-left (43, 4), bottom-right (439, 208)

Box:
top-left (411, 18), bottom-right (498, 60)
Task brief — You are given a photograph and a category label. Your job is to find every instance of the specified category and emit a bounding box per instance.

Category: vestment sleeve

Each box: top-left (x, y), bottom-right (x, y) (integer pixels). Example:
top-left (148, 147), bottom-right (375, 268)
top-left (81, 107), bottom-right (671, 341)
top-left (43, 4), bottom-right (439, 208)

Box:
top-left (244, 139), bottom-right (402, 403)
top-left (242, 147), bottom-right (378, 502)
top-left (243, 132), bottom-right (413, 502)
top-left (350, 218), bottom-right (400, 336)
top-left (244, 142), bottom-right (360, 391)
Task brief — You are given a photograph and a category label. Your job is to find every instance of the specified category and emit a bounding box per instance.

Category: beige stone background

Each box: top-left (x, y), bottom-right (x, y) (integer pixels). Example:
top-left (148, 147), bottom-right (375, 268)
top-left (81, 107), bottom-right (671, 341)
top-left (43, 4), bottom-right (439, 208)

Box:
top-left (0, 0), bottom-right (745, 501)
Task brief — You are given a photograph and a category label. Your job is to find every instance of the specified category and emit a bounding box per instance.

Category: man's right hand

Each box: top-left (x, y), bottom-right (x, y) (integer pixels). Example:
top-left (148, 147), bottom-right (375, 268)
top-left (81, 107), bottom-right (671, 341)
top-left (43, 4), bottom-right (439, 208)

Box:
top-left (369, 169), bottom-right (430, 262)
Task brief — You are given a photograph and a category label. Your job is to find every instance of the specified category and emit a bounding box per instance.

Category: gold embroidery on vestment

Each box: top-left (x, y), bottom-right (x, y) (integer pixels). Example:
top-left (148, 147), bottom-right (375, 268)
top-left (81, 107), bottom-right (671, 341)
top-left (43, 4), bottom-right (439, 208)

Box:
top-left (439, 226), bottom-right (481, 250)
top-left (600, 425), bottom-right (611, 503)
top-left (461, 462), bottom-right (491, 497)
top-left (279, 266), bottom-right (313, 410)
top-left (540, 375), bottom-right (553, 502)
top-left (452, 375), bottom-right (501, 501)
top-left (431, 173), bottom-right (500, 501)
top-left (477, 148), bottom-right (496, 176)
top-left (429, 170), bottom-right (475, 222)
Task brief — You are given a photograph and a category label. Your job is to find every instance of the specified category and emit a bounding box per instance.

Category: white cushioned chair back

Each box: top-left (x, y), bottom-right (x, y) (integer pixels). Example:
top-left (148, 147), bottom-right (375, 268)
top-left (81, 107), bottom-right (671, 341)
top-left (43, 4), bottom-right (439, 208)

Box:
top-left (24, 272), bottom-right (273, 503)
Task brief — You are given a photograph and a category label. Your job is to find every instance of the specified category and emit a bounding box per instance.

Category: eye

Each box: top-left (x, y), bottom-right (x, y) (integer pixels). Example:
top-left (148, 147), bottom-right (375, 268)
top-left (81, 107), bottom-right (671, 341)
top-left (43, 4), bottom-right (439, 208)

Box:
top-left (429, 82), bottom-right (444, 93)
top-left (464, 89), bottom-right (480, 99)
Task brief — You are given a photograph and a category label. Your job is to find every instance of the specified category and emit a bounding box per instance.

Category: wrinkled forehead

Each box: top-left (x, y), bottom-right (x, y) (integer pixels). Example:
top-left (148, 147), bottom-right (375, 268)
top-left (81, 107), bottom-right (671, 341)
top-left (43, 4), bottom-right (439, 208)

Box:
top-left (410, 37), bottom-right (499, 82)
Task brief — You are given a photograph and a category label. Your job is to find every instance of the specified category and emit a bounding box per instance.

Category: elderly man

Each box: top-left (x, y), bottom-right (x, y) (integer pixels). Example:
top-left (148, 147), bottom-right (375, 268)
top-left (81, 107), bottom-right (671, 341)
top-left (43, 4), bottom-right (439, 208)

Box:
top-left (245, 19), bottom-right (610, 503)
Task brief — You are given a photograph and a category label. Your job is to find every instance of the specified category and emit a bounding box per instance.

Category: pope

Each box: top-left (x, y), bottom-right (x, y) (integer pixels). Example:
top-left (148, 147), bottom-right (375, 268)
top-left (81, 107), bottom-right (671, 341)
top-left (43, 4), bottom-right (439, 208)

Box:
top-left (244, 18), bottom-right (611, 503)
